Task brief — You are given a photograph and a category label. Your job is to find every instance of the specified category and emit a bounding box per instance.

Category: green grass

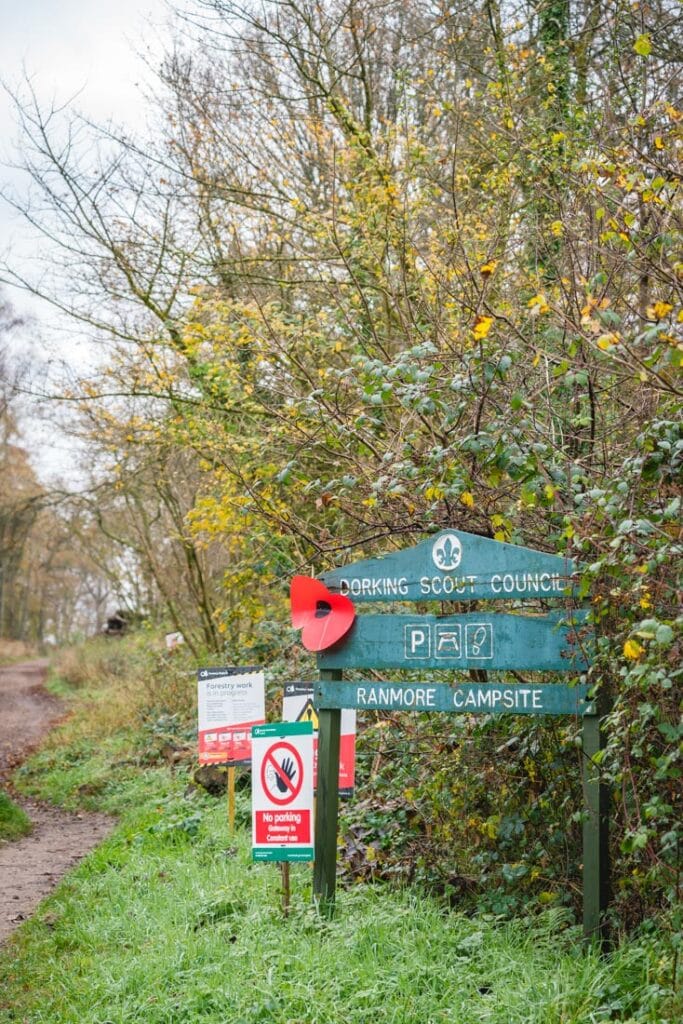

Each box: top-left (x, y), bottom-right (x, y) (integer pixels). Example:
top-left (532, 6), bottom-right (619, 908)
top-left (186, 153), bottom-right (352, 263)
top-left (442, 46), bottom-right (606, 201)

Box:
top-left (0, 790), bottom-right (32, 842)
top-left (1, 643), bottom-right (679, 1023)
top-left (0, 776), bottom-right (680, 1024)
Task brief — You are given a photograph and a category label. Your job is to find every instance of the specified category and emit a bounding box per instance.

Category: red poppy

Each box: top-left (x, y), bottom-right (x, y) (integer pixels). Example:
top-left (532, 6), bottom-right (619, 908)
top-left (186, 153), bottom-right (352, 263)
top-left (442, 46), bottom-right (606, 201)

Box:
top-left (290, 575), bottom-right (355, 651)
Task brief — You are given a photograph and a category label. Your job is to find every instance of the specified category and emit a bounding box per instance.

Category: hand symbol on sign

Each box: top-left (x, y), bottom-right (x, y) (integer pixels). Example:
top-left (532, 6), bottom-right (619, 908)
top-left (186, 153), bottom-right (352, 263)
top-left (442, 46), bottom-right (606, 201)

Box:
top-left (275, 757), bottom-right (297, 793)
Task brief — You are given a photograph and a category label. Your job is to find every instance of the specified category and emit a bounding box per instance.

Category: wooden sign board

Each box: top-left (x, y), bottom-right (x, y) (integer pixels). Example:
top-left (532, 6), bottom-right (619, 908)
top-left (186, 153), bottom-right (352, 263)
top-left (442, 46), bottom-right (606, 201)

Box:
top-left (317, 611), bottom-right (592, 673)
top-left (315, 680), bottom-right (592, 716)
top-left (319, 529), bottom-right (579, 603)
top-left (309, 530), bottom-right (608, 945)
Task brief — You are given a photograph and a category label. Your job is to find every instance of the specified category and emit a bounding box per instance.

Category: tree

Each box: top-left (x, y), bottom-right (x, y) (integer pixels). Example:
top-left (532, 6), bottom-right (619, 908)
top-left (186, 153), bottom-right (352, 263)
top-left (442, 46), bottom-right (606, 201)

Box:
top-left (1, 0), bottom-right (680, 922)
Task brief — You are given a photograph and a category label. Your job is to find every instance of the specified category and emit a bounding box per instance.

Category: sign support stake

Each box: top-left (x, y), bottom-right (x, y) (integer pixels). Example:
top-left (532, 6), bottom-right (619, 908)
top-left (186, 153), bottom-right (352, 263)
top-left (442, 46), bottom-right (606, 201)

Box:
top-left (227, 766), bottom-right (236, 833)
top-left (281, 861), bottom-right (291, 917)
top-left (582, 694), bottom-right (610, 946)
top-left (313, 669), bottom-right (342, 914)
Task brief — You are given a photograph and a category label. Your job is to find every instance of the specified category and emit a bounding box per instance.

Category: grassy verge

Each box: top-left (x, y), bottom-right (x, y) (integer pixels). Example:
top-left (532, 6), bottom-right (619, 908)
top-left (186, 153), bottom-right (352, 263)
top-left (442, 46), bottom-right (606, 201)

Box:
top-left (0, 639), bottom-right (39, 667)
top-left (0, 637), bottom-right (680, 1022)
top-left (1, 787), bottom-right (679, 1024)
top-left (0, 791), bottom-right (31, 842)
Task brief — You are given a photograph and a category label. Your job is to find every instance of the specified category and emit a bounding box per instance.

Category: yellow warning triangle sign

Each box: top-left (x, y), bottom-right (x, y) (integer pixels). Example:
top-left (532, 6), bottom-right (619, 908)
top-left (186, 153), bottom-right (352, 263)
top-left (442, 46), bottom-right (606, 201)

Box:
top-left (296, 698), bottom-right (319, 731)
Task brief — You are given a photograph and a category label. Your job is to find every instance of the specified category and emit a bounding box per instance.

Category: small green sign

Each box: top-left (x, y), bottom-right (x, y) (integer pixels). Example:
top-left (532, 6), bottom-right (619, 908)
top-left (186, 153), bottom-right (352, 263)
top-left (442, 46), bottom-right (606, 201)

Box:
top-left (253, 847), bottom-right (315, 862)
top-left (317, 611), bottom-right (591, 673)
top-left (252, 721), bottom-right (313, 739)
top-left (319, 530), bottom-right (580, 603)
top-left (315, 680), bottom-right (592, 716)
top-left (252, 720), bottom-right (314, 864)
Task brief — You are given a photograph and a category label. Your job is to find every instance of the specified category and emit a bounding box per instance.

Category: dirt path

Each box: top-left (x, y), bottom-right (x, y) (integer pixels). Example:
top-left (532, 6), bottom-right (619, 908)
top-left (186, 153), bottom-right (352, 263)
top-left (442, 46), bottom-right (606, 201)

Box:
top-left (0, 660), bottom-right (113, 944)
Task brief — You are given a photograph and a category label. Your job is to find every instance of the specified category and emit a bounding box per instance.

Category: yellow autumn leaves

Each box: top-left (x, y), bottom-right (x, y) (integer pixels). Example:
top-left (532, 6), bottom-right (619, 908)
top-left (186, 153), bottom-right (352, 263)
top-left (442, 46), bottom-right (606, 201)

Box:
top-left (623, 638), bottom-right (645, 660)
top-left (647, 301), bottom-right (673, 320)
top-left (633, 34), bottom-right (652, 57)
top-left (424, 487), bottom-right (475, 508)
top-left (527, 294), bottom-right (550, 315)
top-left (472, 315), bottom-right (494, 341)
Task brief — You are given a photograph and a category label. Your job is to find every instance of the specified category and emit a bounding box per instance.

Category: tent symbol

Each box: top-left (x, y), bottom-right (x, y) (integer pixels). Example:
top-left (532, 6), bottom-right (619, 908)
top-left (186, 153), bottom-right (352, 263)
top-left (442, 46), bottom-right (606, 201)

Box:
top-left (297, 698), bottom-right (319, 731)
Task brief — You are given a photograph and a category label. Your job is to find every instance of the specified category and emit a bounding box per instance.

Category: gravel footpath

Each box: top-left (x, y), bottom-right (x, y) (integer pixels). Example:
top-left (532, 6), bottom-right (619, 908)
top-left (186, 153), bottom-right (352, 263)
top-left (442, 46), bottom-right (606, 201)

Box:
top-left (0, 660), bottom-right (113, 943)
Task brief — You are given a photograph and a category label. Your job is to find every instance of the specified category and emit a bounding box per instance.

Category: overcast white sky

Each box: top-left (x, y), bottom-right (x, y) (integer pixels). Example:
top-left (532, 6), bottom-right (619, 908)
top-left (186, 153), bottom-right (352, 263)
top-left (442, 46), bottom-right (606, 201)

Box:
top-left (1, 0), bottom-right (171, 312)
top-left (0, 0), bottom-right (172, 478)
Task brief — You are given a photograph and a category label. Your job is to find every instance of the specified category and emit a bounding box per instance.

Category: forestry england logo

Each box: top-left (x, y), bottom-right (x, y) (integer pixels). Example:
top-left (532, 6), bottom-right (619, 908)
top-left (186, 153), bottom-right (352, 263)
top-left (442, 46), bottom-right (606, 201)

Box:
top-left (432, 533), bottom-right (463, 572)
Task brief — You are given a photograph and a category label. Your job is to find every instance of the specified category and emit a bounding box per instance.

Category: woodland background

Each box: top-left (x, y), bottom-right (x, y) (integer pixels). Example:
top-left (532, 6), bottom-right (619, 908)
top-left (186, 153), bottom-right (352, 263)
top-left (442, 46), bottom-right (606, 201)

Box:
top-left (1, 0), bottom-right (680, 931)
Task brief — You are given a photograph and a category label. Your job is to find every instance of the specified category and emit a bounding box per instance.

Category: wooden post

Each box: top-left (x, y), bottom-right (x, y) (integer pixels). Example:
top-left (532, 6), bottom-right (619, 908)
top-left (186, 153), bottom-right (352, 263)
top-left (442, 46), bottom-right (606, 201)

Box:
top-left (582, 706), bottom-right (610, 945)
top-left (313, 669), bottom-right (342, 914)
top-left (227, 766), bottom-right (236, 833)
top-left (281, 861), bottom-right (291, 917)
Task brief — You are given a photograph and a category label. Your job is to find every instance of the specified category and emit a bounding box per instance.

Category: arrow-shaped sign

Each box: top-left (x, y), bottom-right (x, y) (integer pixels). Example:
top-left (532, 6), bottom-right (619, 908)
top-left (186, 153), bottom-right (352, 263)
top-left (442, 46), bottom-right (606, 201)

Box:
top-left (318, 530), bottom-right (580, 604)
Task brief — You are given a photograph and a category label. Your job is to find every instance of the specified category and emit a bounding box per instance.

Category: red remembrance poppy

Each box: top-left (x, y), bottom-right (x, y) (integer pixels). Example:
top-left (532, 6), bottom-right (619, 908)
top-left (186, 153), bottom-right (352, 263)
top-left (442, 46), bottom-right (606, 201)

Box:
top-left (290, 575), bottom-right (355, 651)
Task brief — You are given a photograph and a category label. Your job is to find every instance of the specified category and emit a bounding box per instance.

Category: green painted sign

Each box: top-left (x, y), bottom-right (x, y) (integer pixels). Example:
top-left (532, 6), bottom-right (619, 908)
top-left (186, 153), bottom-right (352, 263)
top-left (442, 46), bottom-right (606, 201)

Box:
top-left (253, 847), bottom-right (315, 863)
top-left (319, 529), bottom-right (580, 604)
top-left (253, 721), bottom-right (313, 739)
top-left (315, 680), bottom-right (592, 716)
top-left (252, 720), bottom-right (314, 864)
top-left (317, 611), bottom-right (592, 673)
top-left (310, 530), bottom-right (607, 944)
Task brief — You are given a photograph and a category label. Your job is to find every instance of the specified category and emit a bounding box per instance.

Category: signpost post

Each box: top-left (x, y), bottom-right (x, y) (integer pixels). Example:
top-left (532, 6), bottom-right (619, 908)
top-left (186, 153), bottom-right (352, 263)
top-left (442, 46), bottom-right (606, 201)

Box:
top-left (313, 671), bottom-right (342, 907)
top-left (304, 530), bottom-right (608, 943)
top-left (582, 690), bottom-right (611, 942)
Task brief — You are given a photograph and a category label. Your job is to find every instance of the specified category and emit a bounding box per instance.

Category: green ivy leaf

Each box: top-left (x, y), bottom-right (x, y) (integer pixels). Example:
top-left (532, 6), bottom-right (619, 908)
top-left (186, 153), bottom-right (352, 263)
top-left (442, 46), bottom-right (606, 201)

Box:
top-left (655, 624), bottom-right (674, 646)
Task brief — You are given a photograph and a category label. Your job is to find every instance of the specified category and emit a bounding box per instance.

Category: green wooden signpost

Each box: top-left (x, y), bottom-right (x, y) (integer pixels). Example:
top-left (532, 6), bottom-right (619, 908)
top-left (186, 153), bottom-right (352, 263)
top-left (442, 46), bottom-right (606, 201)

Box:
top-left (318, 610), bottom-right (591, 673)
top-left (310, 531), bottom-right (610, 945)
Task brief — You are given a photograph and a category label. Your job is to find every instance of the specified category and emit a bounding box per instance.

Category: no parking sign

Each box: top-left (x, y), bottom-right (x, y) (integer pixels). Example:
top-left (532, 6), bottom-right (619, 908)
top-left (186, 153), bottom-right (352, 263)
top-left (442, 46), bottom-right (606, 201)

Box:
top-left (251, 722), bottom-right (314, 862)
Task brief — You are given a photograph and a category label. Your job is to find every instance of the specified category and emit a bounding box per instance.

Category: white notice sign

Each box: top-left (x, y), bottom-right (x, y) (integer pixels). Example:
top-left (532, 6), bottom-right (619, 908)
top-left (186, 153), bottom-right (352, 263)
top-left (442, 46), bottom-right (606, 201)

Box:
top-left (198, 667), bottom-right (265, 765)
top-left (252, 722), bottom-right (314, 862)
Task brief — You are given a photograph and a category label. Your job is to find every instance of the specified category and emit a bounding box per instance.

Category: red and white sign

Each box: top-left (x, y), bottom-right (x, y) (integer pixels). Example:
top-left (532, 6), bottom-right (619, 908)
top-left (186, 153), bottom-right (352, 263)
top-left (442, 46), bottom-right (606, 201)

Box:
top-left (197, 667), bottom-right (265, 766)
top-left (283, 681), bottom-right (356, 796)
top-left (252, 722), bottom-right (314, 861)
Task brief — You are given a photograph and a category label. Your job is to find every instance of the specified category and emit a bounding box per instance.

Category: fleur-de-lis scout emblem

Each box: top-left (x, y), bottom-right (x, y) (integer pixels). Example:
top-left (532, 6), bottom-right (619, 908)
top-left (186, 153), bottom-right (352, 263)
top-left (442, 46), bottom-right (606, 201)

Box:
top-left (432, 533), bottom-right (463, 572)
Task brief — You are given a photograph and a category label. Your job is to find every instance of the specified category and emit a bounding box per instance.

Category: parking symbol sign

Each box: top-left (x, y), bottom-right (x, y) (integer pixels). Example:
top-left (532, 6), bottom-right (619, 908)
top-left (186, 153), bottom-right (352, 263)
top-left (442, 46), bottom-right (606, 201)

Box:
top-left (405, 622), bottom-right (493, 661)
top-left (405, 624), bottom-right (430, 659)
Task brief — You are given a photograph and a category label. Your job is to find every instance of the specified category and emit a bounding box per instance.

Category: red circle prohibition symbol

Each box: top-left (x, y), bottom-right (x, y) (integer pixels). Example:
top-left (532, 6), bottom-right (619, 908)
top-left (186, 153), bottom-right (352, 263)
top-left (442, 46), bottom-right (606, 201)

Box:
top-left (260, 741), bottom-right (304, 805)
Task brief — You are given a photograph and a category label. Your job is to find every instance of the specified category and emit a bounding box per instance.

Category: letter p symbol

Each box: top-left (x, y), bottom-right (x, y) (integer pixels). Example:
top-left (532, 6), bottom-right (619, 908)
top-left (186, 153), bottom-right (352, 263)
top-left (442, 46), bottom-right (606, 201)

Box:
top-left (405, 625), bottom-right (430, 659)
